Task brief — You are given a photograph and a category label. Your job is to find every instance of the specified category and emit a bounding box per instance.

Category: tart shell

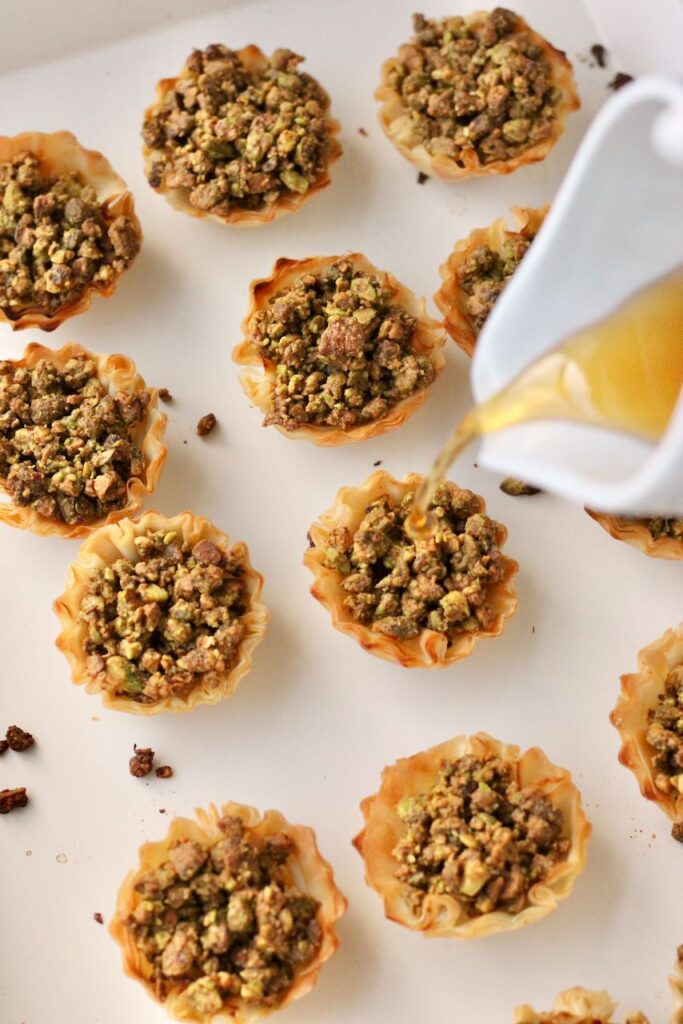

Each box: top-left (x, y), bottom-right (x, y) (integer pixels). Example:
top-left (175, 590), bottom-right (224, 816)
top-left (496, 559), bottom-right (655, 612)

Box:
top-left (375, 12), bottom-right (579, 181)
top-left (53, 509), bottom-right (268, 714)
top-left (610, 622), bottom-right (683, 826)
top-left (303, 470), bottom-right (518, 666)
top-left (514, 988), bottom-right (619, 1023)
top-left (435, 205), bottom-right (549, 355)
top-left (0, 130), bottom-right (142, 331)
top-left (143, 46), bottom-right (342, 228)
top-left (0, 342), bottom-right (167, 539)
top-left (586, 510), bottom-right (683, 560)
top-left (353, 732), bottom-right (590, 938)
top-left (110, 801), bottom-right (347, 1023)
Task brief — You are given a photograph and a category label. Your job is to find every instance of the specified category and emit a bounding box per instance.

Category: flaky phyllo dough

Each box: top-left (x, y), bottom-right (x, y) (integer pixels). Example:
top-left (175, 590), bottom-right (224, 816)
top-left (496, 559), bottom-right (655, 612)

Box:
top-left (0, 343), bottom-right (167, 539)
top-left (142, 45), bottom-right (341, 227)
top-left (234, 255), bottom-right (446, 445)
top-left (611, 623), bottom-right (683, 838)
top-left (304, 470), bottom-right (517, 667)
top-left (514, 987), bottom-right (650, 1023)
top-left (586, 510), bottom-right (683, 560)
top-left (110, 802), bottom-right (347, 1023)
top-left (54, 510), bottom-right (267, 713)
top-left (0, 131), bottom-right (141, 330)
top-left (376, 10), bottom-right (579, 181)
top-left (435, 205), bottom-right (548, 355)
top-left (353, 733), bottom-right (590, 938)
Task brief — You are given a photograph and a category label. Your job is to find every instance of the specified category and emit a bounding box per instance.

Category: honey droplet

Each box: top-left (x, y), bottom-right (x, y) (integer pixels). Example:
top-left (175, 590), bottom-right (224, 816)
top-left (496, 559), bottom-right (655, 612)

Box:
top-left (405, 508), bottom-right (438, 541)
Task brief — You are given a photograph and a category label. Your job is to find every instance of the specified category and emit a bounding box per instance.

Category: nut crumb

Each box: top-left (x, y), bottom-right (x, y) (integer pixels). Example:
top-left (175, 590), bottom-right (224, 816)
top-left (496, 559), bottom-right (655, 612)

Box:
top-left (196, 412), bottom-right (217, 437)
top-left (159, 808), bottom-right (167, 814)
top-left (373, 459), bottom-right (383, 467)
top-left (0, 787), bottom-right (28, 814)
top-left (158, 388), bottom-right (172, 403)
top-left (6, 725), bottom-right (35, 752)
top-left (155, 765), bottom-right (173, 779)
top-left (93, 912), bottom-right (104, 925)
top-left (129, 745), bottom-right (155, 778)
top-left (590, 43), bottom-right (607, 67)
top-left (671, 821), bottom-right (683, 843)
top-left (358, 127), bottom-right (368, 137)
top-left (0, 740), bottom-right (8, 755)
top-left (608, 72), bottom-right (634, 91)
top-left (417, 172), bottom-right (429, 184)
top-left (500, 478), bottom-right (541, 497)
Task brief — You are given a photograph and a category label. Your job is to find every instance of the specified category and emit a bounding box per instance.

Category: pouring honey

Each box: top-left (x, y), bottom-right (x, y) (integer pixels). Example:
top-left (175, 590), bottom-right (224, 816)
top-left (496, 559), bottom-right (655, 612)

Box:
top-left (407, 265), bottom-right (683, 540)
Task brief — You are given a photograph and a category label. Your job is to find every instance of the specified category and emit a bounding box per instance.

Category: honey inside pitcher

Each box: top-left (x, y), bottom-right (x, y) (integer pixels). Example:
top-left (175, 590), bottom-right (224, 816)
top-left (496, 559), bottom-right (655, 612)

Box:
top-left (407, 265), bottom-right (683, 540)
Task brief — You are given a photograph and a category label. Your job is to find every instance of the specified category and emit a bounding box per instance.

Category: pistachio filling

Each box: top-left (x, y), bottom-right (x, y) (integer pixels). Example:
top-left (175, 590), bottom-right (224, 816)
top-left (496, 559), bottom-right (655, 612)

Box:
top-left (0, 152), bottom-right (139, 317)
top-left (387, 9), bottom-right (563, 165)
top-left (126, 815), bottom-right (322, 1013)
top-left (642, 517), bottom-right (683, 542)
top-left (248, 259), bottom-right (436, 431)
top-left (393, 754), bottom-right (569, 917)
top-left (647, 665), bottom-right (683, 798)
top-left (0, 356), bottom-right (149, 525)
top-left (323, 484), bottom-right (505, 641)
top-left (143, 45), bottom-right (335, 215)
top-left (457, 230), bottom-right (535, 331)
top-left (80, 530), bottom-right (249, 703)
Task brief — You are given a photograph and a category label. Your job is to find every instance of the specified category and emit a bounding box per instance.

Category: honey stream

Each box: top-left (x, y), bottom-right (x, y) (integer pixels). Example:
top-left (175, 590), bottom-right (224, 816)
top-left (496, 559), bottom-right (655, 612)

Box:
top-left (407, 266), bottom-right (683, 540)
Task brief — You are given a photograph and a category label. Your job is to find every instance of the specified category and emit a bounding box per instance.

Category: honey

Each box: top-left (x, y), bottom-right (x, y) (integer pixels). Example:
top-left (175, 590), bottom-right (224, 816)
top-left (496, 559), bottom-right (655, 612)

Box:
top-left (408, 266), bottom-right (683, 538)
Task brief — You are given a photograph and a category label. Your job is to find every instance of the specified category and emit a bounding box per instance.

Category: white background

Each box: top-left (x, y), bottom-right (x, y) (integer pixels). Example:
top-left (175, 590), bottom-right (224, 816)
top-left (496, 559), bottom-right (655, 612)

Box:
top-left (1, 2), bottom-right (681, 1022)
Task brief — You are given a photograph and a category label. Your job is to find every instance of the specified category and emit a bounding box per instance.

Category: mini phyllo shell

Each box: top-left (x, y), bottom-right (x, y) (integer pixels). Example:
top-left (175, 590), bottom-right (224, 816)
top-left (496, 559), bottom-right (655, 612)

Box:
top-left (435, 205), bottom-right (548, 355)
top-left (111, 802), bottom-right (347, 1023)
top-left (353, 732), bottom-right (590, 939)
top-left (586, 510), bottom-right (683, 560)
top-left (142, 44), bottom-right (341, 227)
top-left (611, 623), bottom-right (683, 841)
top-left (673, 946), bottom-right (683, 1024)
top-left (304, 470), bottom-right (517, 667)
top-left (54, 510), bottom-right (267, 714)
top-left (0, 131), bottom-right (141, 330)
top-left (0, 343), bottom-right (166, 538)
top-left (376, 10), bottom-right (579, 181)
top-left (235, 255), bottom-right (446, 445)
top-left (514, 988), bottom-right (650, 1024)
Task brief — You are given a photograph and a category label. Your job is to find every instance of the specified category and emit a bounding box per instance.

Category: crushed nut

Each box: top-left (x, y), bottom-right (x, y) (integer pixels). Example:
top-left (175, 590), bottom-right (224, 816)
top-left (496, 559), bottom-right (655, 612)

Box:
top-left (457, 228), bottom-right (536, 332)
top-left (156, 765), bottom-right (173, 779)
top-left (386, 10), bottom-right (567, 166)
top-left (393, 754), bottom-right (569, 916)
top-left (6, 725), bottom-right (35, 752)
top-left (641, 517), bottom-right (683, 542)
top-left (323, 483), bottom-right (505, 640)
top-left (248, 258), bottom-right (436, 432)
top-left (608, 72), bottom-right (634, 91)
top-left (143, 45), bottom-right (337, 217)
top-left (590, 43), bottom-right (607, 68)
top-left (196, 413), bottom-right (217, 437)
top-left (158, 388), bottom-right (172, 403)
top-left (500, 477), bottom-right (541, 497)
top-left (130, 745), bottom-right (155, 778)
top-left (0, 787), bottom-right (29, 814)
top-left (646, 665), bottom-right (683, 803)
top-left (0, 739), bottom-right (8, 755)
top-left (358, 127), bottom-right (368, 137)
top-left (0, 355), bottom-right (150, 525)
top-left (672, 822), bottom-right (683, 843)
top-left (417, 172), bottom-right (429, 184)
top-left (125, 814), bottom-right (322, 1011)
top-left (93, 912), bottom-right (104, 924)
top-left (79, 529), bottom-right (248, 704)
top-left (0, 152), bottom-right (139, 318)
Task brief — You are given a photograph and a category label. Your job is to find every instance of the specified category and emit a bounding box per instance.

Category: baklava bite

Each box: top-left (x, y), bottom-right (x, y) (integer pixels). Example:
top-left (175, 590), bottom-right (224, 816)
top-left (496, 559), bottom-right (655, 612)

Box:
top-left (142, 44), bottom-right (341, 226)
top-left (376, 9), bottom-right (579, 180)
top-left (54, 511), bottom-right (267, 713)
top-left (586, 510), bottom-right (683, 560)
top-left (110, 803), bottom-right (346, 1022)
top-left (304, 471), bottom-right (517, 666)
top-left (235, 256), bottom-right (446, 444)
top-left (0, 344), bottom-right (167, 538)
top-left (354, 733), bottom-right (590, 938)
top-left (0, 131), bottom-right (141, 329)
top-left (514, 988), bottom-right (650, 1024)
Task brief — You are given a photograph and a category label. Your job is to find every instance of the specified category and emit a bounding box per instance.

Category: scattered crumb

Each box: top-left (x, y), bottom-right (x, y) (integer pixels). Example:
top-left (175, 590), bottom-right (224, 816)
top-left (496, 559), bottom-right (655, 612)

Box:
top-left (158, 387), bottom-right (173, 403)
top-left (608, 72), bottom-right (634, 91)
top-left (358, 127), bottom-right (368, 137)
top-left (532, 626), bottom-right (536, 634)
top-left (373, 459), bottom-right (383, 467)
top-left (129, 745), bottom-right (155, 779)
top-left (93, 912), bottom-right (104, 925)
top-left (183, 440), bottom-right (187, 445)
top-left (159, 808), bottom-right (167, 814)
top-left (91, 715), bottom-right (100, 722)
top-left (672, 821), bottom-right (683, 843)
top-left (156, 765), bottom-right (173, 779)
top-left (196, 412), bottom-right (217, 437)
top-left (0, 740), bottom-right (8, 755)
top-left (500, 478), bottom-right (541, 497)
top-left (306, 530), bottom-right (314, 549)
top-left (0, 787), bottom-right (28, 814)
top-left (56, 853), bottom-right (68, 864)
top-left (6, 725), bottom-right (35, 752)
top-left (473, 463), bottom-right (479, 469)
top-left (417, 171), bottom-right (429, 184)
top-left (590, 43), bottom-right (607, 67)
top-left (25, 849), bottom-right (31, 856)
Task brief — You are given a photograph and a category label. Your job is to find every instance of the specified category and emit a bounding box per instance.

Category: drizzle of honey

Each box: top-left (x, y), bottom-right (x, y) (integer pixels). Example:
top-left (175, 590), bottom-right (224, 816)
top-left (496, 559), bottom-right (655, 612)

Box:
top-left (407, 266), bottom-right (683, 539)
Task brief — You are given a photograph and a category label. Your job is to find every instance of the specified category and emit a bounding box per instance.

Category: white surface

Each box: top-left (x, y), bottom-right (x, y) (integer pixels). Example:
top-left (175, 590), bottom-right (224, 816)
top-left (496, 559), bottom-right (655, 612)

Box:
top-left (0, 3), bottom-right (681, 1023)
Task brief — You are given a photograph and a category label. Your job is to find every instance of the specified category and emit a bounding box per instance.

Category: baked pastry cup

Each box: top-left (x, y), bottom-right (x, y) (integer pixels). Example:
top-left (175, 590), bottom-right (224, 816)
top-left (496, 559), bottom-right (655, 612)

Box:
top-left (235, 255), bottom-right (446, 445)
top-left (610, 622), bottom-right (683, 834)
top-left (0, 131), bottom-right (141, 330)
top-left (586, 510), bottom-right (683, 560)
top-left (673, 946), bottom-right (683, 1024)
top-left (353, 732), bottom-right (590, 938)
top-left (304, 470), bottom-right (518, 666)
top-left (376, 11), bottom-right (579, 181)
top-left (514, 988), bottom-right (649, 1023)
top-left (142, 45), bottom-right (341, 228)
top-left (110, 801), bottom-right (347, 1022)
top-left (435, 205), bottom-right (549, 355)
top-left (54, 509), bottom-right (268, 714)
top-left (0, 342), bottom-right (167, 539)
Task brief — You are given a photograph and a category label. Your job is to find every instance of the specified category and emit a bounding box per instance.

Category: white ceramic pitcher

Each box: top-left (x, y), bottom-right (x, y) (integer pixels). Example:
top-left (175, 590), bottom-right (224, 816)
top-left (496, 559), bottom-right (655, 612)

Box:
top-left (471, 76), bottom-right (683, 516)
